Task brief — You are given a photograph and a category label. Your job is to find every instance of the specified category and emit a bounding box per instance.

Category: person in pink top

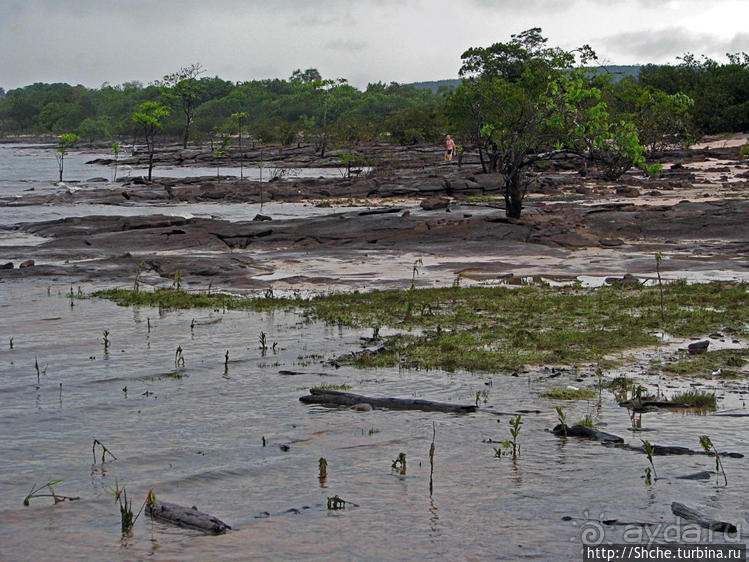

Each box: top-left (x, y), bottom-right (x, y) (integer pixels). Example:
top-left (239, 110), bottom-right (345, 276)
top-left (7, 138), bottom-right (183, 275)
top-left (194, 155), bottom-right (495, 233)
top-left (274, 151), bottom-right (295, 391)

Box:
top-left (445, 134), bottom-right (457, 161)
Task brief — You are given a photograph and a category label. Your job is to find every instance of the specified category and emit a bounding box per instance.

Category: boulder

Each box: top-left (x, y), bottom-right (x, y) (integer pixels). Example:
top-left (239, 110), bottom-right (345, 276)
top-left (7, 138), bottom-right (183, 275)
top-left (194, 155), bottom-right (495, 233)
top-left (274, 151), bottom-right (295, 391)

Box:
top-left (19, 260), bottom-right (35, 268)
top-left (420, 196), bottom-right (450, 211)
top-left (688, 340), bottom-right (709, 355)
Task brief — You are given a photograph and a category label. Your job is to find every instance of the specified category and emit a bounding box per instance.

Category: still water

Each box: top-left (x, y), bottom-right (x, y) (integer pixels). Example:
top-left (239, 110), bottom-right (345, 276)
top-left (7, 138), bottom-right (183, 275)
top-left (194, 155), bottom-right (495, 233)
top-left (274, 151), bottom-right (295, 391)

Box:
top-left (1, 283), bottom-right (748, 561)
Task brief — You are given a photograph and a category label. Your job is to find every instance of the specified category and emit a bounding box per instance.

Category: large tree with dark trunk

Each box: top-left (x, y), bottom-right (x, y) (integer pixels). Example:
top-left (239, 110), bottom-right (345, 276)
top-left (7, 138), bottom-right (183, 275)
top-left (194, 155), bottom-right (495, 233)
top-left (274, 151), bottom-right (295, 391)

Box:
top-left (450, 28), bottom-right (655, 218)
top-left (157, 63), bottom-right (206, 149)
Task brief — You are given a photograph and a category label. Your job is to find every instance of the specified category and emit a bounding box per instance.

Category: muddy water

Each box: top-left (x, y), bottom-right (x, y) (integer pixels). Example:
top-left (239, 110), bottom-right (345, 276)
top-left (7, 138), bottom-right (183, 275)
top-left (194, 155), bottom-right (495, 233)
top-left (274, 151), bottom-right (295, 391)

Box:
top-left (1, 281), bottom-right (748, 560)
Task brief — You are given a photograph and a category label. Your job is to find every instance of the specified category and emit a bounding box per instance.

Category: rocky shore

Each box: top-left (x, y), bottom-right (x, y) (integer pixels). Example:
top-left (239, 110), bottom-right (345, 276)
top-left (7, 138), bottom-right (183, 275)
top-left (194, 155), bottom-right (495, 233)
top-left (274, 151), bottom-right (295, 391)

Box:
top-left (1, 139), bottom-right (747, 291)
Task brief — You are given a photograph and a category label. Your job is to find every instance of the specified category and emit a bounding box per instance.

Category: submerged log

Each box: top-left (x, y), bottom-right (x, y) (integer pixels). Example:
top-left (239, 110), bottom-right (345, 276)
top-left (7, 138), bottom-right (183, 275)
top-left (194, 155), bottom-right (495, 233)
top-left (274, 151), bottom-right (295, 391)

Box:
top-left (552, 426), bottom-right (744, 458)
top-left (607, 442), bottom-right (744, 458)
top-left (670, 502), bottom-right (736, 533)
top-left (552, 424), bottom-right (624, 443)
top-left (146, 500), bottom-right (231, 534)
top-left (300, 388), bottom-right (476, 413)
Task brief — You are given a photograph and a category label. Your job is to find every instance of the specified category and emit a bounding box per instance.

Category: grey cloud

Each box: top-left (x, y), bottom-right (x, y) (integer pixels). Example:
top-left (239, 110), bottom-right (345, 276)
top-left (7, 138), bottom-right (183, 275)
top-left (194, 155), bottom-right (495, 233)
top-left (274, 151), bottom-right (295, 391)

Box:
top-left (601, 28), bottom-right (748, 61)
top-left (324, 39), bottom-right (367, 51)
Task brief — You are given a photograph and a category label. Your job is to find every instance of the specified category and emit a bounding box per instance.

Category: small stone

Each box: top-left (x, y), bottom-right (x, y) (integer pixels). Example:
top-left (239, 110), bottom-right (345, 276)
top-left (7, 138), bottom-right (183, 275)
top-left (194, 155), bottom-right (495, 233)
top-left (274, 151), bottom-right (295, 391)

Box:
top-left (19, 260), bottom-right (35, 268)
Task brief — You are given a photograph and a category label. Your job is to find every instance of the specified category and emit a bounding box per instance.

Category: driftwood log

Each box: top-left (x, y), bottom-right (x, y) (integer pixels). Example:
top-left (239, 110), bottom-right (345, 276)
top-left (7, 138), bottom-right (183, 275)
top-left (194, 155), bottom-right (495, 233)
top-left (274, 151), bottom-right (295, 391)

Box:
top-left (551, 425), bottom-right (744, 458)
top-left (670, 502), bottom-right (736, 533)
top-left (552, 424), bottom-right (624, 443)
top-left (300, 388), bottom-right (477, 413)
top-left (146, 500), bottom-right (231, 534)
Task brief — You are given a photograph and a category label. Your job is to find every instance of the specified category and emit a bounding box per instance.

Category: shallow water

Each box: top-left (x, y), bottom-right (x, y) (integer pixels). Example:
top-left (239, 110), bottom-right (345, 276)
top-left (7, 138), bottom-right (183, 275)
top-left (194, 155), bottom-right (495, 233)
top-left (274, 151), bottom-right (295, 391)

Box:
top-left (0, 145), bottom-right (352, 197)
top-left (1, 282), bottom-right (748, 560)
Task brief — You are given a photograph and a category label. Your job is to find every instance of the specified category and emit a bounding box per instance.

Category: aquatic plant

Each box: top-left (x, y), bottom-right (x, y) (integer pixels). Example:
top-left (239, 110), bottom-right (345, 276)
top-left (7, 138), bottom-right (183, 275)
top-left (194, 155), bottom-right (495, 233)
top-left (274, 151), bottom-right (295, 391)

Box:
top-left (259, 331), bottom-right (268, 354)
top-left (102, 330), bottom-right (110, 352)
top-left (172, 270), bottom-right (182, 290)
top-left (541, 388), bottom-right (597, 401)
top-left (661, 349), bottom-right (747, 378)
top-left (641, 439), bottom-right (657, 483)
top-left (392, 452), bottom-right (407, 475)
top-left (475, 389), bottom-right (489, 407)
top-left (654, 252), bottom-right (665, 325)
top-left (92, 439), bottom-right (118, 463)
top-left (109, 480), bottom-right (148, 536)
top-left (9, 336), bottom-right (13, 349)
top-left (429, 422), bottom-right (436, 495)
top-left (671, 390), bottom-right (717, 409)
top-left (507, 415), bottom-right (522, 459)
top-left (327, 495), bottom-right (346, 510)
top-left (699, 435), bottom-right (727, 486)
top-left (555, 407), bottom-right (567, 436)
top-left (175, 346), bottom-right (185, 368)
top-left (575, 415), bottom-right (594, 428)
top-left (312, 383), bottom-right (351, 391)
top-left (23, 480), bottom-right (79, 506)
top-left (132, 262), bottom-right (144, 295)
top-left (404, 258), bottom-right (423, 321)
top-left (319, 457), bottom-right (328, 482)
top-left (95, 282), bottom-right (749, 374)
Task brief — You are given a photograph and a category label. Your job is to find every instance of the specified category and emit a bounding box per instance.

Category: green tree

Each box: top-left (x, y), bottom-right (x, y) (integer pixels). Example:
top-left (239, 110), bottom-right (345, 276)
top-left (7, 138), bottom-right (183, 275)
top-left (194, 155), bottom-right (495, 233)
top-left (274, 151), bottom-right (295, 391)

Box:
top-left (612, 82), bottom-right (696, 153)
top-left (230, 111), bottom-right (249, 179)
top-left (132, 101), bottom-right (171, 181)
top-left (77, 116), bottom-right (110, 144)
top-left (157, 63), bottom-right (206, 148)
top-left (110, 141), bottom-right (122, 182)
top-left (451, 28), bottom-right (652, 218)
top-left (55, 133), bottom-right (80, 182)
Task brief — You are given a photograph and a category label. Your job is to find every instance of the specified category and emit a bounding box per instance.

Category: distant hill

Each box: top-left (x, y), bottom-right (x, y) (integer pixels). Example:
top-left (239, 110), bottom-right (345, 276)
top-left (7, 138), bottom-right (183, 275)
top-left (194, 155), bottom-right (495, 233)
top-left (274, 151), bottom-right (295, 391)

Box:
top-left (409, 79), bottom-right (461, 94)
top-left (410, 66), bottom-right (642, 92)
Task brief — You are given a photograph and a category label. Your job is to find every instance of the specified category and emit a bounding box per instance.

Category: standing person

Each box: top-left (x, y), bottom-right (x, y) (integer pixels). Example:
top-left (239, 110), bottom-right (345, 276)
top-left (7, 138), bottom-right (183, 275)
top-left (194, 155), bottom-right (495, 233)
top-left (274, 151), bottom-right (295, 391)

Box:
top-left (445, 135), bottom-right (457, 161)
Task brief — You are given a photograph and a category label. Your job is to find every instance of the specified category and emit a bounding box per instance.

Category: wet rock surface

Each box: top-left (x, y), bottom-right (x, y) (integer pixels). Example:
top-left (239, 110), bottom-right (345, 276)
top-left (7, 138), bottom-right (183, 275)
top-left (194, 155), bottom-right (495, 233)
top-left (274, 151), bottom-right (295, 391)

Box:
top-left (1, 139), bottom-right (747, 289)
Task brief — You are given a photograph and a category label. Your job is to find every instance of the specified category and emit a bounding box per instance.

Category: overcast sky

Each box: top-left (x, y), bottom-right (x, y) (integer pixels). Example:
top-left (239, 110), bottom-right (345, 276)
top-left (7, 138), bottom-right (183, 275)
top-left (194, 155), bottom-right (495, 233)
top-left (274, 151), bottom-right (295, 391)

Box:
top-left (1, 0), bottom-right (747, 91)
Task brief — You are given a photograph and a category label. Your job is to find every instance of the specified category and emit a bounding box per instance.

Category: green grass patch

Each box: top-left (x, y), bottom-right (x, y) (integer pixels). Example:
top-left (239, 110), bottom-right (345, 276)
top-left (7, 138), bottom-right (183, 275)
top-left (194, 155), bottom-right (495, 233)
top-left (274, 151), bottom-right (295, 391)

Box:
top-left (542, 388), bottom-right (597, 401)
top-left (661, 348), bottom-right (748, 378)
top-left (94, 287), bottom-right (301, 312)
top-left (94, 282), bottom-right (749, 374)
top-left (670, 390), bottom-right (717, 409)
top-left (312, 383), bottom-right (351, 391)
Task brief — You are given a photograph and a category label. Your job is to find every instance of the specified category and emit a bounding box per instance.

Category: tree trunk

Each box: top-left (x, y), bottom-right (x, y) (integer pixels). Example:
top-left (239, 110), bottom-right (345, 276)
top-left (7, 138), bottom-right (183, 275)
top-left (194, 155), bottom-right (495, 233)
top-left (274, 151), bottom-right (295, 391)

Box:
top-left (504, 174), bottom-right (524, 219)
top-left (147, 143), bottom-right (154, 182)
top-left (478, 145), bottom-right (487, 173)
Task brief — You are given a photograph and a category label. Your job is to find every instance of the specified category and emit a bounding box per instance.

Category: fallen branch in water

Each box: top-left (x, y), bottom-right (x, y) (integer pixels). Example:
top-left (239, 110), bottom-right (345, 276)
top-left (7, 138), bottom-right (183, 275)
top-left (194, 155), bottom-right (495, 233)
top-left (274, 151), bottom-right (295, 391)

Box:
top-left (299, 388), bottom-right (477, 413)
top-left (147, 498), bottom-right (231, 534)
top-left (671, 502), bottom-right (736, 533)
top-left (92, 439), bottom-right (118, 463)
top-left (23, 480), bottom-right (80, 506)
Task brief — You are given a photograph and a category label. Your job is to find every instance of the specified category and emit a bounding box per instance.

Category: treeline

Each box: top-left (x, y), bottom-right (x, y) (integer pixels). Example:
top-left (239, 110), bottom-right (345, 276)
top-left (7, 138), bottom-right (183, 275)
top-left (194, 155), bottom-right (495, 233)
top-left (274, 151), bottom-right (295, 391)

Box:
top-left (0, 68), bottom-right (446, 147)
top-left (0, 52), bottom-right (746, 147)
